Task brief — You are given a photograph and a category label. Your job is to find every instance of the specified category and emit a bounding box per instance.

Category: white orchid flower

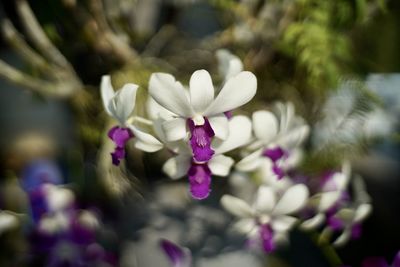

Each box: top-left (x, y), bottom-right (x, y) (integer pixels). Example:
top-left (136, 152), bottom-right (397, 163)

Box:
top-left (216, 49), bottom-right (243, 81)
top-left (149, 69), bottom-right (257, 163)
top-left (162, 115), bottom-right (252, 199)
top-left (321, 176), bottom-right (372, 247)
top-left (301, 162), bottom-right (351, 230)
top-left (220, 184), bottom-right (309, 253)
top-left (236, 102), bottom-right (309, 179)
top-left (327, 203), bottom-right (372, 247)
top-left (101, 75), bottom-right (163, 165)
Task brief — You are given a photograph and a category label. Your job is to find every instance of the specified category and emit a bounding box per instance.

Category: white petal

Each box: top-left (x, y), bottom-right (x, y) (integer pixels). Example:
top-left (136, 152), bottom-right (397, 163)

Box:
top-left (354, 203), bottom-right (372, 223)
top-left (282, 148), bottom-right (303, 170)
top-left (0, 212), bottom-right (18, 233)
top-left (129, 125), bottom-right (163, 152)
top-left (208, 155), bottom-right (234, 176)
top-left (271, 215), bottom-right (298, 232)
top-left (353, 176), bottom-right (371, 203)
top-left (336, 208), bottom-right (356, 222)
top-left (273, 184), bottom-right (309, 215)
top-left (213, 115), bottom-right (252, 154)
top-left (220, 195), bottom-right (254, 218)
top-left (149, 73), bottom-right (193, 117)
top-left (254, 186), bottom-right (276, 213)
top-left (317, 191), bottom-right (341, 212)
top-left (208, 114), bottom-right (229, 140)
top-left (273, 231), bottom-right (290, 246)
top-left (152, 118), bottom-right (167, 143)
top-left (162, 118), bottom-right (188, 142)
top-left (204, 71), bottom-right (257, 116)
top-left (277, 125), bottom-right (310, 149)
top-left (235, 149), bottom-right (264, 172)
top-left (333, 228), bottom-right (351, 247)
top-left (46, 186), bottom-right (74, 212)
top-left (232, 218), bottom-right (256, 234)
top-left (114, 83), bottom-right (139, 124)
top-left (252, 110), bottom-right (278, 143)
top-left (100, 75), bottom-right (115, 116)
top-left (189, 70), bottom-right (215, 113)
top-left (277, 102), bottom-right (295, 133)
top-left (300, 213), bottom-right (326, 230)
top-left (216, 49), bottom-right (243, 81)
top-left (162, 155), bottom-right (191, 180)
top-left (146, 96), bottom-right (175, 120)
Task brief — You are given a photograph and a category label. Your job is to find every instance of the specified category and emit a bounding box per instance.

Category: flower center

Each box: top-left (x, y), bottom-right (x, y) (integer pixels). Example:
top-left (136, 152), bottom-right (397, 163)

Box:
top-left (187, 118), bottom-right (215, 163)
top-left (192, 114), bottom-right (205, 126)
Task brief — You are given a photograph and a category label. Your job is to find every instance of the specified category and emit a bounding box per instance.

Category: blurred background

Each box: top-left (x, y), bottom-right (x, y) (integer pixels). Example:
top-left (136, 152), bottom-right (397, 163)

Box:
top-left (0, 0), bottom-right (399, 266)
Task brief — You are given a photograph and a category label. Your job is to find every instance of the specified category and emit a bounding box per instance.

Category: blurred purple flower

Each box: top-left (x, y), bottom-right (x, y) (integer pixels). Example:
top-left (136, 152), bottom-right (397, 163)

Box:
top-left (160, 239), bottom-right (191, 267)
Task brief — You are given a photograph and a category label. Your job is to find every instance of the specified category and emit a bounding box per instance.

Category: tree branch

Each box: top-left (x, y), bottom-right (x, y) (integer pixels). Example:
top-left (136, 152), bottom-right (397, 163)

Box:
top-left (0, 19), bottom-right (50, 73)
top-left (87, 0), bottom-right (137, 63)
top-left (0, 59), bottom-right (73, 98)
top-left (15, 0), bottom-right (73, 71)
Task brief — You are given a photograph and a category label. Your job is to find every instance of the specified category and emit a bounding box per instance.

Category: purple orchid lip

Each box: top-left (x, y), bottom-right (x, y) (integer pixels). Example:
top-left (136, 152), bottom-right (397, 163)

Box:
top-left (259, 224), bottom-right (275, 253)
top-left (272, 165), bottom-right (285, 180)
top-left (187, 118), bottom-right (215, 163)
top-left (188, 162), bottom-right (212, 200)
top-left (111, 147), bottom-right (125, 166)
top-left (160, 239), bottom-right (185, 267)
top-left (262, 147), bottom-right (286, 162)
top-left (107, 126), bottom-right (134, 166)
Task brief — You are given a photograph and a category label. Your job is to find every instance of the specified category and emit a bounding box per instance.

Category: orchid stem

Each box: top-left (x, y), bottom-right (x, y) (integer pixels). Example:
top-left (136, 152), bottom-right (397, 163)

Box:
top-left (311, 231), bottom-right (343, 267)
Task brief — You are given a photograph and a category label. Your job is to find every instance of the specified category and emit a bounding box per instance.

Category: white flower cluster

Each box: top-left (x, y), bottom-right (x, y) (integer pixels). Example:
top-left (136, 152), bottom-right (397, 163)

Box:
top-left (100, 50), bottom-right (371, 253)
